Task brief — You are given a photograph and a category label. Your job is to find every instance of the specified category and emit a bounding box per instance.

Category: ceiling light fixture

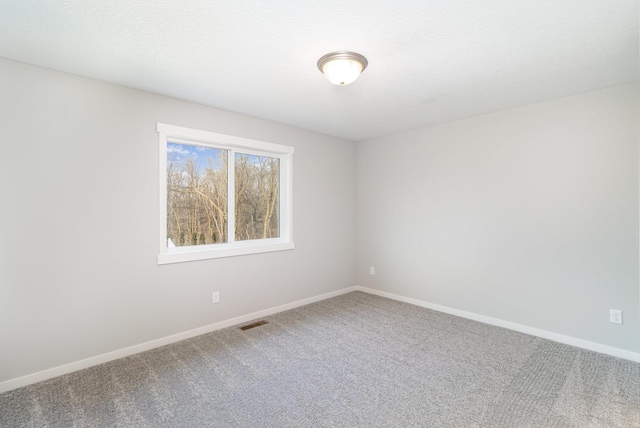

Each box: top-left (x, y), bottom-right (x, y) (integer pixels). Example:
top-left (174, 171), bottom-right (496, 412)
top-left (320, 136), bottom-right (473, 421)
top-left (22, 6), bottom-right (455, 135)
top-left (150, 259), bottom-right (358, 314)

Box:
top-left (317, 51), bottom-right (368, 86)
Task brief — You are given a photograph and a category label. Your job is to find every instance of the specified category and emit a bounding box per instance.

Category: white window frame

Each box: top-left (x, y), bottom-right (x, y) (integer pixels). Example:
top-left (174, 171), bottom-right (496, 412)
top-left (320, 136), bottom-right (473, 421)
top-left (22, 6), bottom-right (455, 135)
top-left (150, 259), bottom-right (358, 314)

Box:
top-left (157, 123), bottom-right (294, 264)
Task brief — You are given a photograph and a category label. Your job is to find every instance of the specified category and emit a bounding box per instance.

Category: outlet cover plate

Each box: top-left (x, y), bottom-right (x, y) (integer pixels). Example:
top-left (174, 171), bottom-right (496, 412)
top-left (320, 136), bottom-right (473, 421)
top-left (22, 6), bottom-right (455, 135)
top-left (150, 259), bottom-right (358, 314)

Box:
top-left (609, 309), bottom-right (622, 324)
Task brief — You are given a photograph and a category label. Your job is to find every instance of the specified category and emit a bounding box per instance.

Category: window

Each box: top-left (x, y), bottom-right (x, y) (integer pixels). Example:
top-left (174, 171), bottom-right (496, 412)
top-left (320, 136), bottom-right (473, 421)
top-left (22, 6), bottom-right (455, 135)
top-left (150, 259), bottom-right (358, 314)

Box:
top-left (157, 123), bottom-right (294, 264)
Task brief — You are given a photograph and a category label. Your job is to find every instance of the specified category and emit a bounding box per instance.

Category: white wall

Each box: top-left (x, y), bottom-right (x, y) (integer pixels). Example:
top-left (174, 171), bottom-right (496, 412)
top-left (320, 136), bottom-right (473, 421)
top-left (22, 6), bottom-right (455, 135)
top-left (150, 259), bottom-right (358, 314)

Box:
top-left (0, 58), bottom-right (357, 383)
top-left (357, 82), bottom-right (640, 353)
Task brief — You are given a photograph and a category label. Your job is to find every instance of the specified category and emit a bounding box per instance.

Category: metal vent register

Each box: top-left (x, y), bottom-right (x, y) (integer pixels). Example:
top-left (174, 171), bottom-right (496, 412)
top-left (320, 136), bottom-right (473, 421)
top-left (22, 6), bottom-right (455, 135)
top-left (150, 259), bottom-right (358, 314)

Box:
top-left (239, 320), bottom-right (268, 331)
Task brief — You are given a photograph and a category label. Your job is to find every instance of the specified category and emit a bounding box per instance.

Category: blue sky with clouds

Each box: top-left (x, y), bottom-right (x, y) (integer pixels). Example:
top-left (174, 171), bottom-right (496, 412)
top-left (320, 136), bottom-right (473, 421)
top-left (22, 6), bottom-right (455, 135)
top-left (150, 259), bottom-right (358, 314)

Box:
top-left (167, 142), bottom-right (225, 173)
top-left (167, 141), bottom-right (279, 176)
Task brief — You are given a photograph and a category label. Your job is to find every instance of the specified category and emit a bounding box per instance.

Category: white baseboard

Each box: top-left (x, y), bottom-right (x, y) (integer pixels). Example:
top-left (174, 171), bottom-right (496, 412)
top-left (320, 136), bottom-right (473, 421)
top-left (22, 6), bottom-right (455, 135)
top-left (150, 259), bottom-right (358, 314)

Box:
top-left (0, 286), bottom-right (357, 394)
top-left (355, 285), bottom-right (640, 363)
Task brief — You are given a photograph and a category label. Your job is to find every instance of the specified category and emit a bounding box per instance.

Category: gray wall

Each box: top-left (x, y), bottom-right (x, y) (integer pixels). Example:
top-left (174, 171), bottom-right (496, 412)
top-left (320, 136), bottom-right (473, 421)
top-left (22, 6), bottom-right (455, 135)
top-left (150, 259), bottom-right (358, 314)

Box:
top-left (1, 56), bottom-right (638, 385)
top-left (0, 58), bottom-right (357, 383)
top-left (357, 82), bottom-right (640, 352)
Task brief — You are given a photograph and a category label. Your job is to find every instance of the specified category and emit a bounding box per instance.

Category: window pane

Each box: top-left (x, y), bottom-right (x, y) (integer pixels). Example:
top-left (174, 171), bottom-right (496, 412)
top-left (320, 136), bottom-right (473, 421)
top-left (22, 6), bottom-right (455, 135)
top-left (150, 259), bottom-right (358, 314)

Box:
top-left (167, 142), bottom-right (228, 246)
top-left (235, 153), bottom-right (280, 241)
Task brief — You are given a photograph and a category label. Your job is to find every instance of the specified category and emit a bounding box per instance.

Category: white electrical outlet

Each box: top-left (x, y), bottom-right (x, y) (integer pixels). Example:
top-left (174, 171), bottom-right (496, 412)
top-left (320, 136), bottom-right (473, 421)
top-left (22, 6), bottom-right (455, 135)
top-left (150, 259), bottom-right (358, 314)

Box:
top-left (609, 309), bottom-right (622, 324)
top-left (369, 266), bottom-right (375, 275)
top-left (212, 291), bottom-right (220, 304)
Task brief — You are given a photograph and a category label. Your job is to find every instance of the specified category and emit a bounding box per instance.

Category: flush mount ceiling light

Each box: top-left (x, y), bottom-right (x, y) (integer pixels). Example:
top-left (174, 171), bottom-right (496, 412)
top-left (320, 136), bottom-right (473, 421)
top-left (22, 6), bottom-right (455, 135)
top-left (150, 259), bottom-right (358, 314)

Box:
top-left (317, 51), bottom-right (368, 86)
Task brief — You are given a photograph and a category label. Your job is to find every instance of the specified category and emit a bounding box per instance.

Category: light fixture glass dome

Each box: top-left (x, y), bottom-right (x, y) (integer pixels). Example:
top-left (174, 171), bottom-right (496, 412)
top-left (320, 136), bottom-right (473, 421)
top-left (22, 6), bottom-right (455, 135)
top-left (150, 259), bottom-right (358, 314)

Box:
top-left (317, 52), bottom-right (368, 86)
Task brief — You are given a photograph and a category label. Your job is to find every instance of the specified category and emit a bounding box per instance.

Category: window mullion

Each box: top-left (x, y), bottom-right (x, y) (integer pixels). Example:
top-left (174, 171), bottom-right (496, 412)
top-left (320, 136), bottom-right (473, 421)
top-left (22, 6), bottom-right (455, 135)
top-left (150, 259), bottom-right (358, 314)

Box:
top-left (227, 149), bottom-right (235, 244)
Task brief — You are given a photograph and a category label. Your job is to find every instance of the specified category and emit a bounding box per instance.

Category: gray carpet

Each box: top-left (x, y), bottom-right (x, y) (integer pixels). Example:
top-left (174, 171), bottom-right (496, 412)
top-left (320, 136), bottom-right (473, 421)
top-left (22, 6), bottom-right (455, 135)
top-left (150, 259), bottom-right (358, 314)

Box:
top-left (1, 291), bottom-right (638, 427)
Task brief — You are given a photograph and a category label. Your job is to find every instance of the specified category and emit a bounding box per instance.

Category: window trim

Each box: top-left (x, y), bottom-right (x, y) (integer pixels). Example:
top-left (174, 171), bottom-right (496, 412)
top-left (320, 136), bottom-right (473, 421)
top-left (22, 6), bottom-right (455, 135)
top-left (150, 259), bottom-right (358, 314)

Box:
top-left (157, 123), bottom-right (294, 264)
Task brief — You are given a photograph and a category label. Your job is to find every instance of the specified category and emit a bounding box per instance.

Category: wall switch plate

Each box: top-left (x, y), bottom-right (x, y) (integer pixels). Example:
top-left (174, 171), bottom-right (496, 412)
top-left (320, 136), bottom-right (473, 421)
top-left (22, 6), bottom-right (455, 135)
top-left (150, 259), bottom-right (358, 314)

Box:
top-left (369, 267), bottom-right (375, 275)
top-left (212, 291), bottom-right (220, 304)
top-left (609, 309), bottom-right (622, 324)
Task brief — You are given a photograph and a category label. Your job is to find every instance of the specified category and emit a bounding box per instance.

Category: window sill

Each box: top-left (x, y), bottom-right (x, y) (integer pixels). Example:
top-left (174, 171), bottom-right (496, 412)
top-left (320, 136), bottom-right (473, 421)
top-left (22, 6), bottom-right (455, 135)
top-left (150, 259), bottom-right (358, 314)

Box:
top-left (157, 240), bottom-right (295, 265)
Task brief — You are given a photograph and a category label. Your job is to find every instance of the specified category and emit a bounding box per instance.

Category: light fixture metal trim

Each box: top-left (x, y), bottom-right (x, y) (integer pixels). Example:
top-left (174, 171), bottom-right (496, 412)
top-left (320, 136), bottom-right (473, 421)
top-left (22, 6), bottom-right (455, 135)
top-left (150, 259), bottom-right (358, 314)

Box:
top-left (317, 51), bottom-right (368, 73)
top-left (317, 51), bottom-right (368, 85)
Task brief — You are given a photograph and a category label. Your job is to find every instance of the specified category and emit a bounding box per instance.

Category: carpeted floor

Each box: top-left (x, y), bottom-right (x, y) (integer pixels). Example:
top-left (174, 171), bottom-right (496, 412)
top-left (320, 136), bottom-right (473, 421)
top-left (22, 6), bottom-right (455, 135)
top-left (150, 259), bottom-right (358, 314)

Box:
top-left (1, 291), bottom-right (639, 427)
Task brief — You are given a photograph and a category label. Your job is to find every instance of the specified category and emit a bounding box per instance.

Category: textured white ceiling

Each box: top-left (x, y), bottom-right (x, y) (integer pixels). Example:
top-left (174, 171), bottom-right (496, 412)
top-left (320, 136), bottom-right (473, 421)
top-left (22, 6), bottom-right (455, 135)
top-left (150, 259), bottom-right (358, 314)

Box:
top-left (1, 1), bottom-right (638, 141)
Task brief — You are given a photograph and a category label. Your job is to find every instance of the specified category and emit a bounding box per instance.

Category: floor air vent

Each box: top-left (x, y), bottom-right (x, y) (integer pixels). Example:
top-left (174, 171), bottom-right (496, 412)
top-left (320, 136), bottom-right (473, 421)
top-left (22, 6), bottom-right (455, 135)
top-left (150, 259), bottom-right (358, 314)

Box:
top-left (240, 320), bottom-right (268, 331)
